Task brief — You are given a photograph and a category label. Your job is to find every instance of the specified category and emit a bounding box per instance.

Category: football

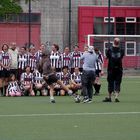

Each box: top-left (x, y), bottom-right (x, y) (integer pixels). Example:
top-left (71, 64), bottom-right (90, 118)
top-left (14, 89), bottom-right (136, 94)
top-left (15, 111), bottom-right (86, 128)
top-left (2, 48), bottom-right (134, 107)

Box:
top-left (74, 96), bottom-right (81, 103)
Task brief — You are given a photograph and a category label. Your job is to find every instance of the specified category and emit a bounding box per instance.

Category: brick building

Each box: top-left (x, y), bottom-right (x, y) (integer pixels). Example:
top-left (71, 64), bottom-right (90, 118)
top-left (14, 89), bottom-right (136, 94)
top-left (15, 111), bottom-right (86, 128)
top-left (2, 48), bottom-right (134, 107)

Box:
top-left (19, 0), bottom-right (140, 49)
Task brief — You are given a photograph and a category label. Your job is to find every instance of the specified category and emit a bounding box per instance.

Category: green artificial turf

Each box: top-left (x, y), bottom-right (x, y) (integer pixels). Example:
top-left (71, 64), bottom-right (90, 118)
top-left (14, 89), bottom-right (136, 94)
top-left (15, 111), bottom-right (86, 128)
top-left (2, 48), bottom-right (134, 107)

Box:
top-left (0, 78), bottom-right (140, 140)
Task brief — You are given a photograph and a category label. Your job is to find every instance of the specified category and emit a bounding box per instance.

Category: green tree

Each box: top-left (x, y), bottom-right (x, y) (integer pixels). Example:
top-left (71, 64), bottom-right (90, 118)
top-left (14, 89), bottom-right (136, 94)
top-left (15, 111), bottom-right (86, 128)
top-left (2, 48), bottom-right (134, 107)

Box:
top-left (0, 0), bottom-right (22, 16)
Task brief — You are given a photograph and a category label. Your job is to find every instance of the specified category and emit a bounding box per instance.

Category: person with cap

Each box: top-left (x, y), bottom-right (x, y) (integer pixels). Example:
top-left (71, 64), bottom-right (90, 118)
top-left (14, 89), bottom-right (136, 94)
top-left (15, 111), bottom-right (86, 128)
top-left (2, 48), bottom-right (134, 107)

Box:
top-left (80, 45), bottom-right (98, 103)
top-left (37, 50), bottom-right (73, 103)
top-left (103, 37), bottom-right (124, 102)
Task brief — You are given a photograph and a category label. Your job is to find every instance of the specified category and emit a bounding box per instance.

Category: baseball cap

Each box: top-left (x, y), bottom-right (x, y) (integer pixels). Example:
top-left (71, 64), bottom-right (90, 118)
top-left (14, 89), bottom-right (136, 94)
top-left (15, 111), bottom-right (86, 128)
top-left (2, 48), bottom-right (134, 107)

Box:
top-left (88, 46), bottom-right (94, 52)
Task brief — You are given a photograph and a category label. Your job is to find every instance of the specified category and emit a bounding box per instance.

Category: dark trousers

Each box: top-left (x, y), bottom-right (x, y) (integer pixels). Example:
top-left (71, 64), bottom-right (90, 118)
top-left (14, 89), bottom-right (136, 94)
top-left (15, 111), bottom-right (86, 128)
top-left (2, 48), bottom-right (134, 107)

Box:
top-left (81, 70), bottom-right (95, 99)
top-left (107, 69), bottom-right (123, 93)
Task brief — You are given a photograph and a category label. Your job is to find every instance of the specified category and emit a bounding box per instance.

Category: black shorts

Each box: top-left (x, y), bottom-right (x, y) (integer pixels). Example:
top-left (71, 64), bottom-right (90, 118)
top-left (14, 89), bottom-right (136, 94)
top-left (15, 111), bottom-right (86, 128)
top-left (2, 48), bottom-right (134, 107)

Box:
top-left (45, 74), bottom-right (58, 85)
top-left (0, 69), bottom-right (10, 78)
top-left (10, 69), bottom-right (18, 79)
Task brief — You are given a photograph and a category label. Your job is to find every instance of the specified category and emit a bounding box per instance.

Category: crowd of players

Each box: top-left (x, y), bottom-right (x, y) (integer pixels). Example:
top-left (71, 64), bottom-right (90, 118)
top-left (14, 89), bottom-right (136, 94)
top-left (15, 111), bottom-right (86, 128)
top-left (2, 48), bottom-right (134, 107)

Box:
top-left (0, 42), bottom-right (104, 100)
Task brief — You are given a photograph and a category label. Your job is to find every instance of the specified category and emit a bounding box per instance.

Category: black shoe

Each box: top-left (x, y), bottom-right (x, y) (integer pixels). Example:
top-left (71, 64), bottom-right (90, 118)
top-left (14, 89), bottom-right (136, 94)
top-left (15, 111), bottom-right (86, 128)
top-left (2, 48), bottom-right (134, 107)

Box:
top-left (102, 97), bottom-right (112, 102)
top-left (115, 98), bottom-right (120, 102)
top-left (50, 99), bottom-right (56, 103)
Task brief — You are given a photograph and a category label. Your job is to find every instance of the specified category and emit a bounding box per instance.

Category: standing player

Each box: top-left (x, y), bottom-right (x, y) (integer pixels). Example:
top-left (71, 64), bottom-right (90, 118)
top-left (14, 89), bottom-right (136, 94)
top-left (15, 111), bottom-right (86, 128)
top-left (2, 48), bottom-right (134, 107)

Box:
top-left (50, 44), bottom-right (61, 72)
top-left (0, 44), bottom-right (11, 96)
top-left (35, 43), bottom-right (46, 62)
top-left (71, 45), bottom-right (83, 73)
top-left (17, 46), bottom-right (28, 80)
top-left (61, 47), bottom-right (71, 69)
top-left (27, 47), bottom-right (37, 72)
top-left (103, 38), bottom-right (124, 102)
top-left (94, 48), bottom-right (104, 95)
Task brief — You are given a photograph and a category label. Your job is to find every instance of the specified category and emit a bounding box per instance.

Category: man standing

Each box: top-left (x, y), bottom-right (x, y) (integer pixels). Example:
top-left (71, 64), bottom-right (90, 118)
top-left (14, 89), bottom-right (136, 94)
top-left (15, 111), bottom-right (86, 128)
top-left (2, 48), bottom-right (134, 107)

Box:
top-left (80, 46), bottom-right (97, 103)
top-left (103, 38), bottom-right (124, 102)
top-left (8, 42), bottom-right (19, 78)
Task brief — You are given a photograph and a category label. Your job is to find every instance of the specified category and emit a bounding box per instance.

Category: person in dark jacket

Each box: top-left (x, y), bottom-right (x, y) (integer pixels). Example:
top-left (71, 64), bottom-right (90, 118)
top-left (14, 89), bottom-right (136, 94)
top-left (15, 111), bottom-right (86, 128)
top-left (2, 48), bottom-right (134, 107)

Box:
top-left (37, 50), bottom-right (73, 103)
top-left (103, 38), bottom-right (124, 102)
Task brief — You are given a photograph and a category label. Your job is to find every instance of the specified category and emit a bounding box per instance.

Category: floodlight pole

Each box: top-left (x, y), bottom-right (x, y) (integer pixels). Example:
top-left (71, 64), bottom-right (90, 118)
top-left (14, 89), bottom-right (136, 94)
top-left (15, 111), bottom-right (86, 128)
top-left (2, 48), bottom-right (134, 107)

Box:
top-left (108, 0), bottom-right (111, 46)
top-left (28, 0), bottom-right (31, 48)
top-left (68, 0), bottom-right (72, 51)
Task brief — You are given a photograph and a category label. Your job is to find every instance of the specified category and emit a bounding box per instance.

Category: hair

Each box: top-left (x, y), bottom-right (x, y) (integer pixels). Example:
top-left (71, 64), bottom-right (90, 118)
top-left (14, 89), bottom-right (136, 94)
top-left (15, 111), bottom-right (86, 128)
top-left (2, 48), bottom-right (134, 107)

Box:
top-left (21, 46), bottom-right (27, 51)
top-left (24, 65), bottom-right (31, 72)
top-left (53, 44), bottom-right (59, 51)
top-left (2, 44), bottom-right (9, 51)
top-left (9, 74), bottom-right (16, 82)
top-left (94, 47), bottom-right (99, 53)
top-left (62, 66), bottom-right (69, 70)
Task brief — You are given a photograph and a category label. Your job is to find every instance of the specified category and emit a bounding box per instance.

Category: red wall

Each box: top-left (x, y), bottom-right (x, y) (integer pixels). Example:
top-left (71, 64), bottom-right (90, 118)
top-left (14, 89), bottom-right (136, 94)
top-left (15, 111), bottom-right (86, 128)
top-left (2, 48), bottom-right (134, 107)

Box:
top-left (0, 23), bottom-right (40, 49)
top-left (78, 6), bottom-right (140, 68)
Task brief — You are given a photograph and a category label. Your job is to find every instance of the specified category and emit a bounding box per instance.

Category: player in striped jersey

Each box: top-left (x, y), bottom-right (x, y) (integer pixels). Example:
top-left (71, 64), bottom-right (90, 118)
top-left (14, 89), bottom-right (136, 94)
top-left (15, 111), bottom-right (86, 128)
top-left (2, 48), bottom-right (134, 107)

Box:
top-left (17, 46), bottom-right (28, 80)
top-left (33, 69), bottom-right (47, 96)
top-left (0, 44), bottom-right (11, 96)
top-left (61, 47), bottom-right (71, 68)
top-left (70, 45), bottom-right (83, 73)
top-left (59, 66), bottom-right (71, 96)
top-left (50, 44), bottom-right (61, 72)
top-left (27, 47), bottom-right (37, 71)
top-left (94, 48), bottom-right (104, 95)
top-left (35, 43), bottom-right (46, 62)
top-left (6, 74), bottom-right (22, 97)
top-left (70, 67), bottom-right (82, 92)
top-left (20, 66), bottom-right (35, 96)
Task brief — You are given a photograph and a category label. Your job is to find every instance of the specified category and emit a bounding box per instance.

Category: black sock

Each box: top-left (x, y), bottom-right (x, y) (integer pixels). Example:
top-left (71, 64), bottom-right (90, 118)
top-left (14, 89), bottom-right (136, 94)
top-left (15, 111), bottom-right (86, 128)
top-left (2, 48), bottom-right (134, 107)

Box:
top-left (0, 88), bottom-right (3, 96)
top-left (94, 83), bottom-right (98, 93)
top-left (96, 84), bottom-right (101, 93)
top-left (3, 86), bottom-right (8, 96)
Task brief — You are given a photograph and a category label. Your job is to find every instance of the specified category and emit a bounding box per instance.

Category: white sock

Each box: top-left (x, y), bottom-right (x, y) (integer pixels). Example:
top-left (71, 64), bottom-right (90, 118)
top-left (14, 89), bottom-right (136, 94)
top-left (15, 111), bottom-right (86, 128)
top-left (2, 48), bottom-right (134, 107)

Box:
top-left (50, 96), bottom-right (54, 100)
top-left (115, 92), bottom-right (119, 99)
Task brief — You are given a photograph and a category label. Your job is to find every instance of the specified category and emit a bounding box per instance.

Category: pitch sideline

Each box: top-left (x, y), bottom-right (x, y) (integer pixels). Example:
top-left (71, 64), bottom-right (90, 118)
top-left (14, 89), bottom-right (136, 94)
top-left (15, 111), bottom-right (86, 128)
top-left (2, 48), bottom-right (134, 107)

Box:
top-left (0, 112), bottom-right (140, 117)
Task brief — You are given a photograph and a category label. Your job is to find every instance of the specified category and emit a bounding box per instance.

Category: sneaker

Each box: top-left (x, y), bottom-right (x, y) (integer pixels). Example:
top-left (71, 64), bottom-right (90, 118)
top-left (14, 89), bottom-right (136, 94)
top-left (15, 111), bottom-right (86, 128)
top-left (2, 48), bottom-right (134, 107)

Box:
top-left (50, 99), bottom-right (56, 103)
top-left (87, 99), bottom-right (92, 103)
top-left (83, 98), bottom-right (90, 103)
top-left (115, 98), bottom-right (120, 102)
top-left (102, 97), bottom-right (112, 102)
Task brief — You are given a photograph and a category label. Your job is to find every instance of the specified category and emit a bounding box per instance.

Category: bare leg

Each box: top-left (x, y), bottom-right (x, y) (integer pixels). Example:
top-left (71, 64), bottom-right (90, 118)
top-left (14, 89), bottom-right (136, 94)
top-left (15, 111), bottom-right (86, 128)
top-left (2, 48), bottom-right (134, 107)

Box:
top-left (49, 84), bottom-right (55, 103)
top-left (57, 80), bottom-right (73, 95)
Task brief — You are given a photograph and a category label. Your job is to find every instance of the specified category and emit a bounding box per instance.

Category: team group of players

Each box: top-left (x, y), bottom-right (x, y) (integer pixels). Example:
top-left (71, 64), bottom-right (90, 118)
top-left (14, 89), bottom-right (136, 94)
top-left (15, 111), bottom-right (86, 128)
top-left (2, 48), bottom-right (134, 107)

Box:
top-left (0, 43), bottom-right (104, 102)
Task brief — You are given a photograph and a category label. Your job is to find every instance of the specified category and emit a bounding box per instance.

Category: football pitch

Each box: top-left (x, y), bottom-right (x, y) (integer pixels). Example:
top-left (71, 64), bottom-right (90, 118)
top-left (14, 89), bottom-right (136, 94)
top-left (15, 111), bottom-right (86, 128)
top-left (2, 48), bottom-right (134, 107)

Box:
top-left (0, 77), bottom-right (140, 140)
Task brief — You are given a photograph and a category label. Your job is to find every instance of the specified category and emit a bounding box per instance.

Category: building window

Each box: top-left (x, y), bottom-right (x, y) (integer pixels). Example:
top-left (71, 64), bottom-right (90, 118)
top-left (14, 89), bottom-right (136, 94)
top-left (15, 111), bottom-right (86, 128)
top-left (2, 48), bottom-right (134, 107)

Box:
top-left (0, 13), bottom-right (41, 23)
top-left (126, 17), bottom-right (136, 23)
top-left (104, 17), bottom-right (115, 23)
top-left (93, 16), bottom-right (139, 56)
top-left (125, 41), bottom-right (136, 56)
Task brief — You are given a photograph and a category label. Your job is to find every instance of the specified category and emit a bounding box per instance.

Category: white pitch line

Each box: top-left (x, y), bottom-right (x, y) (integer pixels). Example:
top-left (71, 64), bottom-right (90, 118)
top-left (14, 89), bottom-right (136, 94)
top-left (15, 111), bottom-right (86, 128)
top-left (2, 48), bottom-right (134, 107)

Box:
top-left (0, 112), bottom-right (140, 117)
